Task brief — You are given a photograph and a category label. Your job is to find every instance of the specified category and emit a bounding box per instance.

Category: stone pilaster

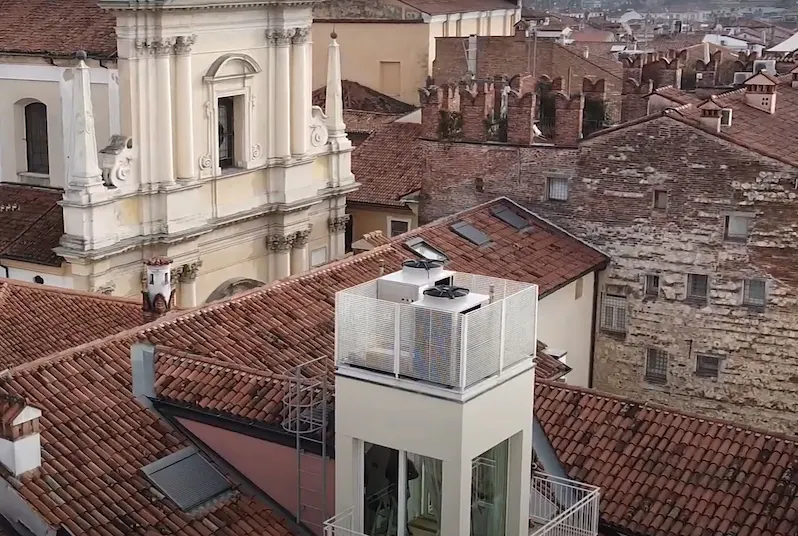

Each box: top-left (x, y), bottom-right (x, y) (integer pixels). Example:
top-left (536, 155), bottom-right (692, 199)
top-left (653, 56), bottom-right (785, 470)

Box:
top-left (289, 227), bottom-right (312, 275)
top-left (174, 35), bottom-right (196, 180)
top-left (268, 29), bottom-right (294, 159)
top-left (178, 260), bottom-right (202, 308)
top-left (291, 28), bottom-right (311, 157)
top-left (328, 215), bottom-right (349, 261)
top-left (267, 234), bottom-right (292, 280)
top-left (154, 37), bottom-right (176, 183)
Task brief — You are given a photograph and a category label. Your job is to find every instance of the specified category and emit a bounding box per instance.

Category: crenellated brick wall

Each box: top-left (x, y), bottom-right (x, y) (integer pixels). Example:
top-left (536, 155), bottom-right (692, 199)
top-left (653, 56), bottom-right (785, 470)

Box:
top-left (419, 115), bottom-right (798, 434)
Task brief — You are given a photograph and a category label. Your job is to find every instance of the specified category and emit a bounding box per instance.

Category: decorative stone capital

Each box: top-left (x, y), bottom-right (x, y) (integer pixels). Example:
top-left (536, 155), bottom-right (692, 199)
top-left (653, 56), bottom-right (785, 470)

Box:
top-left (267, 28), bottom-right (295, 46)
top-left (292, 27), bottom-right (311, 45)
top-left (94, 282), bottom-right (116, 295)
top-left (169, 270), bottom-right (180, 286)
top-left (289, 227), bottom-right (312, 249)
top-left (153, 37), bottom-right (176, 56)
top-left (328, 215), bottom-right (350, 234)
top-left (174, 35), bottom-right (197, 55)
top-left (267, 234), bottom-right (292, 252)
top-left (134, 39), bottom-right (154, 57)
top-left (178, 261), bottom-right (202, 283)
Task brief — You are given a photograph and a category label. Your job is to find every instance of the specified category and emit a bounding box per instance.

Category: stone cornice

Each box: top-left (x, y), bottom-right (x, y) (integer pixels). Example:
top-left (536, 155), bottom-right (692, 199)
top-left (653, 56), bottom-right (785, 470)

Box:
top-left (101, 1), bottom-right (319, 12)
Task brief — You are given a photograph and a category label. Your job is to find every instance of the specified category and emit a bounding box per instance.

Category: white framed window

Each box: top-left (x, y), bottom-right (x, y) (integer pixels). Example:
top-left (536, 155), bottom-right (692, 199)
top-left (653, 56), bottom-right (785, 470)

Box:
top-left (310, 247), bottom-right (328, 267)
top-left (600, 293), bottom-right (627, 333)
top-left (695, 354), bottom-right (722, 378)
top-left (653, 190), bottom-right (668, 209)
top-left (742, 278), bottom-right (766, 308)
top-left (547, 177), bottom-right (568, 201)
top-left (645, 274), bottom-right (660, 297)
top-left (388, 217), bottom-right (411, 238)
top-left (686, 274), bottom-right (709, 302)
top-left (724, 214), bottom-right (752, 242)
top-left (645, 348), bottom-right (668, 385)
top-left (721, 108), bottom-right (732, 126)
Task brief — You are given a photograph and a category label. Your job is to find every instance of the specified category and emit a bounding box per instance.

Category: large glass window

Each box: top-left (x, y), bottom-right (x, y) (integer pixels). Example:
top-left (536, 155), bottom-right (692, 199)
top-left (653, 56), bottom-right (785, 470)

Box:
top-left (364, 442), bottom-right (398, 536)
top-left (407, 454), bottom-right (442, 535)
top-left (471, 440), bottom-right (509, 536)
top-left (24, 102), bottom-right (49, 174)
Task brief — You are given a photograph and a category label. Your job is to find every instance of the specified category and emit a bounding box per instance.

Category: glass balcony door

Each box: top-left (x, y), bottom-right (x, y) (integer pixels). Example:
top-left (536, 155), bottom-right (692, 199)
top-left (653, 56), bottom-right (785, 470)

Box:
top-left (471, 439), bottom-right (509, 536)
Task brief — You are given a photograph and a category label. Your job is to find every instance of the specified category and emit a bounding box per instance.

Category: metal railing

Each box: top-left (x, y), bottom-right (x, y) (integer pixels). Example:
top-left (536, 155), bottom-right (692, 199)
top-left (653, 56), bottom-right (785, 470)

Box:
top-left (323, 507), bottom-right (366, 536)
top-left (529, 473), bottom-right (600, 536)
top-left (335, 274), bottom-right (538, 393)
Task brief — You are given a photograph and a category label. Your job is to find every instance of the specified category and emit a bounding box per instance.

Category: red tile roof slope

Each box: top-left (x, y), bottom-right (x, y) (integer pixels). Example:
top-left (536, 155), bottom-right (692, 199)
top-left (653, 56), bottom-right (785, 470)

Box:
top-left (0, 0), bottom-right (116, 58)
top-left (381, 199), bottom-right (609, 294)
top-left (652, 86), bottom-right (703, 106)
top-left (343, 111), bottom-right (406, 134)
top-left (0, 342), bottom-right (295, 536)
top-left (535, 341), bottom-right (571, 381)
top-left (399, 0), bottom-right (517, 15)
top-left (349, 122), bottom-right (424, 206)
top-left (0, 184), bottom-right (63, 267)
top-left (312, 80), bottom-right (416, 114)
top-left (0, 280), bottom-right (153, 370)
top-left (536, 380), bottom-right (798, 536)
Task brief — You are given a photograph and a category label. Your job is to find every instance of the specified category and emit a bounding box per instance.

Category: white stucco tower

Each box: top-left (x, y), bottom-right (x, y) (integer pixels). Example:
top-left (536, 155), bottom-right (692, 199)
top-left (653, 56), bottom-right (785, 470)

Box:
top-left (331, 261), bottom-right (538, 536)
top-left (56, 0), bottom-right (357, 303)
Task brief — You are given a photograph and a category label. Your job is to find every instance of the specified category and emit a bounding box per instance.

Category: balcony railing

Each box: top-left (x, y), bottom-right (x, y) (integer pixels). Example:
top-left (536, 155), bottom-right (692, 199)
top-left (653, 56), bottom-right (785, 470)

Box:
top-left (335, 273), bottom-right (538, 395)
top-left (323, 507), bottom-right (364, 536)
top-left (529, 473), bottom-right (600, 536)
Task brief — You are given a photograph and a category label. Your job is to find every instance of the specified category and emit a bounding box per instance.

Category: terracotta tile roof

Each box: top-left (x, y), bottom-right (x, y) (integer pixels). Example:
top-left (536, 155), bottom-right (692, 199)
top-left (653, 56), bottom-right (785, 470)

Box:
top-left (534, 342), bottom-right (571, 381)
top-left (399, 0), bottom-right (517, 15)
top-left (0, 343), bottom-right (295, 536)
top-left (536, 380), bottom-right (798, 536)
top-left (349, 122), bottom-right (424, 206)
top-left (0, 0), bottom-right (116, 58)
top-left (0, 184), bottom-right (63, 267)
top-left (0, 280), bottom-right (153, 371)
top-left (342, 110), bottom-right (406, 134)
top-left (651, 85), bottom-right (703, 106)
top-left (381, 199), bottom-right (609, 294)
top-left (311, 80), bottom-right (415, 114)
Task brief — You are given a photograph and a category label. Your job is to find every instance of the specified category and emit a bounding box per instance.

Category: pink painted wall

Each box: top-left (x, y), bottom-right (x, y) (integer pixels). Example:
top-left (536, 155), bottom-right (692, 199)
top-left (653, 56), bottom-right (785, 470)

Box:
top-left (178, 417), bottom-right (336, 535)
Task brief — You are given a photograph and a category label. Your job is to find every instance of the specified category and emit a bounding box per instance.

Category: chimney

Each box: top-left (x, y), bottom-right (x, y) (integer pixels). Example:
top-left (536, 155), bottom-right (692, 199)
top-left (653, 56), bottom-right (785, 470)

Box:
top-left (621, 78), bottom-right (653, 122)
top-left (554, 93), bottom-right (584, 147)
top-left (460, 81), bottom-right (494, 142)
top-left (698, 98), bottom-right (723, 133)
top-left (506, 90), bottom-right (536, 145)
top-left (0, 394), bottom-right (42, 476)
top-left (743, 72), bottom-right (777, 114)
top-left (131, 342), bottom-right (156, 406)
top-left (142, 257), bottom-right (176, 314)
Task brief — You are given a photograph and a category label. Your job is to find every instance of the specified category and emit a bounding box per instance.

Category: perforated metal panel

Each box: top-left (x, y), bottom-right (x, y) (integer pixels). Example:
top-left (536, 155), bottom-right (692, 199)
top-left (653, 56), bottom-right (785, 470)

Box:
top-left (464, 302), bottom-right (503, 387)
top-left (141, 448), bottom-right (230, 511)
top-left (503, 287), bottom-right (538, 368)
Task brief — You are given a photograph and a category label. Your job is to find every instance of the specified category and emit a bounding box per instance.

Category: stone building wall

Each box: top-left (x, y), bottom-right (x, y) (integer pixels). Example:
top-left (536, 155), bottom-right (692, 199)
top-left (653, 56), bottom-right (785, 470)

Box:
top-left (420, 116), bottom-right (798, 434)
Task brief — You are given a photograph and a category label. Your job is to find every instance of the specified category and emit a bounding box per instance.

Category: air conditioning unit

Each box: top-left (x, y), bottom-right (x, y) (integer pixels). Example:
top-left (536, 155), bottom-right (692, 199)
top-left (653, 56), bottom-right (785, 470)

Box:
top-left (376, 260), bottom-right (455, 304)
top-left (753, 59), bottom-right (776, 74)
top-left (416, 285), bottom-right (490, 314)
top-left (733, 71), bottom-right (752, 85)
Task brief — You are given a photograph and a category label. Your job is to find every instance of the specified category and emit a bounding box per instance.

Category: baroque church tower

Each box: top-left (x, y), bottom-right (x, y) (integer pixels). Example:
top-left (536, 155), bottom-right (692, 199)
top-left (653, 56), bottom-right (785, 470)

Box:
top-left (57, 0), bottom-right (356, 305)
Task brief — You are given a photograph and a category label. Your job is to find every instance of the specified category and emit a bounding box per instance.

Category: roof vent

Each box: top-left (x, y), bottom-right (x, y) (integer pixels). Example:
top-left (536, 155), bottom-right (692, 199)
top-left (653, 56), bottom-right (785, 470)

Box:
top-left (423, 284), bottom-right (470, 300)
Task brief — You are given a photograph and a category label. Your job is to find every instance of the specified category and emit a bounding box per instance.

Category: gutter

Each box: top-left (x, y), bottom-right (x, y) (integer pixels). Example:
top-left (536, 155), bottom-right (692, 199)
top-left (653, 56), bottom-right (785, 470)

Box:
top-left (588, 270), bottom-right (600, 389)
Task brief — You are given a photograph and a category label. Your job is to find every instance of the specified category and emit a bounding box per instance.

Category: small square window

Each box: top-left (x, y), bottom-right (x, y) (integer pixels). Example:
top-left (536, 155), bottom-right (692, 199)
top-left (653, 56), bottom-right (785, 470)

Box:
top-left (687, 274), bottom-right (709, 302)
top-left (645, 274), bottom-right (660, 297)
top-left (547, 177), bottom-right (568, 201)
top-left (696, 354), bottom-right (721, 378)
top-left (389, 219), bottom-right (410, 237)
top-left (742, 279), bottom-right (766, 307)
top-left (575, 277), bottom-right (583, 300)
top-left (721, 109), bottom-right (732, 126)
top-left (653, 190), bottom-right (668, 209)
top-left (600, 293), bottom-right (627, 333)
top-left (724, 215), bottom-right (751, 241)
top-left (645, 348), bottom-right (668, 384)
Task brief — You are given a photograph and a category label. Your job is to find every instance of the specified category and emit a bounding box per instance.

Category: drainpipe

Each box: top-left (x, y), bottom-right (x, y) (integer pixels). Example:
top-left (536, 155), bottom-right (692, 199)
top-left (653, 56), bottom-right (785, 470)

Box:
top-left (587, 270), bottom-right (600, 389)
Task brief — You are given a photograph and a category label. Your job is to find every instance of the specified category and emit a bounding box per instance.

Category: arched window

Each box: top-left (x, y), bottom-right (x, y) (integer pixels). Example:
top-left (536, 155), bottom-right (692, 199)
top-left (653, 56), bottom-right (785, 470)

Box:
top-left (24, 102), bottom-right (49, 174)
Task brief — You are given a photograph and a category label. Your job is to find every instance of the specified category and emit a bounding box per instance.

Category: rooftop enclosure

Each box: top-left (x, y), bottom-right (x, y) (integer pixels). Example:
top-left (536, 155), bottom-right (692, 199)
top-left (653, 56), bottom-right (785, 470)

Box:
top-left (334, 261), bottom-right (538, 400)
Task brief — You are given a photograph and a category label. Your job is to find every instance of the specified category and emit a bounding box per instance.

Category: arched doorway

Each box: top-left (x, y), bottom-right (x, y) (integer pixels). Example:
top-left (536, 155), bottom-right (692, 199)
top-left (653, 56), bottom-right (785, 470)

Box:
top-left (205, 278), bottom-right (265, 304)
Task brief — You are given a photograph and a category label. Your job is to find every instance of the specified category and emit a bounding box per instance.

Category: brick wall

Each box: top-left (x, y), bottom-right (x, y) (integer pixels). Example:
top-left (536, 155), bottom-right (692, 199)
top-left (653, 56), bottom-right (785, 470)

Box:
top-left (420, 116), bottom-right (798, 434)
top-left (433, 37), bottom-right (623, 123)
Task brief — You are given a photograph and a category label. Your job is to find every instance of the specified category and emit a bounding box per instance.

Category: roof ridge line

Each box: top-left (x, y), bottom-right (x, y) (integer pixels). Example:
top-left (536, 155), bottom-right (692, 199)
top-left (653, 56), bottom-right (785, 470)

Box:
top-left (538, 379), bottom-right (798, 444)
top-left (155, 346), bottom-right (282, 380)
top-left (0, 277), bottom-right (142, 306)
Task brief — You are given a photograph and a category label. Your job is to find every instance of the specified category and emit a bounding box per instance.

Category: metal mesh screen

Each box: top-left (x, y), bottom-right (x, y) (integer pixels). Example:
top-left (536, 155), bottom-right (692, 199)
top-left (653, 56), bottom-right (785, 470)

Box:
top-left (464, 301), bottom-right (503, 387)
top-left (503, 287), bottom-right (538, 368)
top-left (336, 291), bottom-right (396, 374)
top-left (398, 306), bottom-right (462, 387)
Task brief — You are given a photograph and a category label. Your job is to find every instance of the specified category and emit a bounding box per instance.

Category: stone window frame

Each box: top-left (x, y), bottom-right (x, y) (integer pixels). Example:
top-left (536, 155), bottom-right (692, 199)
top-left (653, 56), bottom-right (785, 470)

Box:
top-left (644, 273), bottom-right (660, 298)
top-left (741, 278), bottom-right (767, 311)
top-left (685, 273), bottom-right (710, 304)
top-left (387, 215), bottom-right (412, 238)
top-left (644, 347), bottom-right (669, 385)
top-left (14, 98), bottom-right (51, 184)
top-left (695, 353), bottom-right (723, 379)
top-left (723, 211), bottom-right (754, 243)
top-left (652, 189), bottom-right (668, 210)
top-left (202, 53), bottom-right (262, 178)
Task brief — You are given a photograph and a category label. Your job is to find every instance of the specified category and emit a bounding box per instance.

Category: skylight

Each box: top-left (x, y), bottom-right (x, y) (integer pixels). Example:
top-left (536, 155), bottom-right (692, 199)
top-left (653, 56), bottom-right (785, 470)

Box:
top-left (141, 447), bottom-right (231, 511)
top-left (405, 237), bottom-right (447, 262)
top-left (491, 206), bottom-right (530, 230)
top-left (451, 221), bottom-right (491, 246)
